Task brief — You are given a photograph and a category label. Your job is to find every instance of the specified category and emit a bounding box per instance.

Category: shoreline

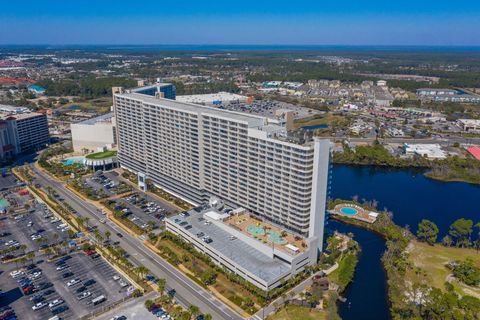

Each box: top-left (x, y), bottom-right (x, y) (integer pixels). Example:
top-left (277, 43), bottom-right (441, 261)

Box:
top-left (333, 161), bottom-right (480, 185)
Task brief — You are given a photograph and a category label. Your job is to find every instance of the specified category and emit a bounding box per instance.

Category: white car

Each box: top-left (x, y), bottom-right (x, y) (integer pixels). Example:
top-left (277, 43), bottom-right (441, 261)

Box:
top-left (32, 301), bottom-right (47, 310)
top-left (10, 270), bottom-right (24, 278)
top-left (27, 221), bottom-right (34, 227)
top-left (28, 272), bottom-right (42, 280)
top-left (56, 265), bottom-right (68, 271)
top-left (77, 291), bottom-right (91, 300)
top-left (119, 281), bottom-right (128, 288)
top-left (66, 279), bottom-right (81, 287)
top-left (48, 299), bottom-right (63, 308)
top-left (112, 275), bottom-right (120, 281)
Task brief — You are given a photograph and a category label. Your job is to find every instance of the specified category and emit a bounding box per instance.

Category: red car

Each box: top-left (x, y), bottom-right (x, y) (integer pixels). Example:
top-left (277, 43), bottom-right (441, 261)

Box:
top-left (84, 250), bottom-right (96, 256)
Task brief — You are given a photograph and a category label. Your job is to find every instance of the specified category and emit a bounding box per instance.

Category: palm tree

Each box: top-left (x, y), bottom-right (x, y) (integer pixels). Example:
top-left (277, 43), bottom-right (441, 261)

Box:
top-left (157, 278), bottom-right (166, 296)
top-left (188, 305), bottom-right (200, 319)
top-left (299, 292), bottom-right (306, 306)
top-left (104, 230), bottom-right (111, 241)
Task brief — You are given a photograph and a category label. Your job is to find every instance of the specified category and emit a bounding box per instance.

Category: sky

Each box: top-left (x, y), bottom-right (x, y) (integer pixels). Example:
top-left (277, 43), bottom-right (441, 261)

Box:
top-left (1, 0), bottom-right (480, 46)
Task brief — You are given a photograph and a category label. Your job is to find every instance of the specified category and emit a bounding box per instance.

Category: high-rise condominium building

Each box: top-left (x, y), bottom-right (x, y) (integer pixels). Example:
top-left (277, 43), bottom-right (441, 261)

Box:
top-left (0, 109), bottom-right (49, 161)
top-left (113, 85), bottom-right (330, 252)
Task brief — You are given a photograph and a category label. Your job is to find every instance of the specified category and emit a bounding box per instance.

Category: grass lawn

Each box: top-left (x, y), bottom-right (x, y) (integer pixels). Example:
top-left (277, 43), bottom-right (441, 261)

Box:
top-left (85, 150), bottom-right (117, 160)
top-left (267, 305), bottom-right (327, 320)
top-left (328, 253), bottom-right (358, 290)
top-left (407, 240), bottom-right (480, 298)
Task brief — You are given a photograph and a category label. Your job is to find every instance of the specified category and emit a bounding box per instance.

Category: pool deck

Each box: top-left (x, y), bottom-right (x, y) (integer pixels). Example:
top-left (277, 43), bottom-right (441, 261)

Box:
top-left (168, 210), bottom-right (292, 283)
top-left (329, 203), bottom-right (378, 224)
top-left (223, 213), bottom-right (307, 253)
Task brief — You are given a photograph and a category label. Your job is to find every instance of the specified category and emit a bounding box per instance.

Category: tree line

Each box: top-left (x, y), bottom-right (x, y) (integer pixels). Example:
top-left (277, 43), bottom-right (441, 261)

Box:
top-left (36, 77), bottom-right (136, 98)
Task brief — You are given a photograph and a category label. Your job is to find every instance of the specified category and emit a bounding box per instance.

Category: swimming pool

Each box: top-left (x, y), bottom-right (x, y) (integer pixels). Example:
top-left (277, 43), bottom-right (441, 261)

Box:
top-left (340, 207), bottom-right (359, 215)
top-left (266, 231), bottom-right (287, 244)
top-left (63, 156), bottom-right (85, 165)
top-left (246, 225), bottom-right (265, 236)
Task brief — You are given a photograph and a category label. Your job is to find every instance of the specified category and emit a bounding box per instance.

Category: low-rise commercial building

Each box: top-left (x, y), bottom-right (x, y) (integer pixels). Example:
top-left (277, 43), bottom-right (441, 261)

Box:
top-left (417, 89), bottom-right (480, 103)
top-left (457, 119), bottom-right (480, 133)
top-left (404, 143), bottom-right (446, 159)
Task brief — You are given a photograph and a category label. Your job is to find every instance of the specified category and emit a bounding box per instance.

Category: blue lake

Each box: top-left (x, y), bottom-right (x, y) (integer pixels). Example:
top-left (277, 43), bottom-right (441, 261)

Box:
top-left (328, 165), bottom-right (480, 320)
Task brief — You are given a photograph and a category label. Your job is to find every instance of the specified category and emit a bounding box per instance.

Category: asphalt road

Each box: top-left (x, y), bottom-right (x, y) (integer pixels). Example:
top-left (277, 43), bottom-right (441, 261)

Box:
top-left (29, 165), bottom-right (243, 320)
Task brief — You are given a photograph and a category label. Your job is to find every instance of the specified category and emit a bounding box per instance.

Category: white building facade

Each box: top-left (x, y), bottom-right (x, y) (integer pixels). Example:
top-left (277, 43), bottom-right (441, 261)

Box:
top-left (114, 88), bottom-right (331, 252)
top-left (71, 112), bottom-right (116, 152)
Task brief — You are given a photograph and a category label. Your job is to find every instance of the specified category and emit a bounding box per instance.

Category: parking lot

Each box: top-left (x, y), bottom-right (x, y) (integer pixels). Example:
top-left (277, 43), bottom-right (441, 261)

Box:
top-left (103, 190), bottom-right (176, 232)
top-left (82, 171), bottom-right (132, 199)
top-left (1, 250), bottom-right (132, 320)
top-left (0, 173), bottom-right (23, 191)
top-left (0, 188), bottom-right (132, 320)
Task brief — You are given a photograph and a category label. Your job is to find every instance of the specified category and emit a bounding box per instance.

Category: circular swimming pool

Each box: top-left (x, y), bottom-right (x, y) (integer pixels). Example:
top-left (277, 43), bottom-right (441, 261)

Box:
top-left (340, 207), bottom-right (359, 215)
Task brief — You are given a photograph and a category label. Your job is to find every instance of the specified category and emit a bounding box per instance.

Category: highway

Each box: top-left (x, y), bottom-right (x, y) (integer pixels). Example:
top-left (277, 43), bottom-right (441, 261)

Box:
top-left (29, 164), bottom-right (243, 320)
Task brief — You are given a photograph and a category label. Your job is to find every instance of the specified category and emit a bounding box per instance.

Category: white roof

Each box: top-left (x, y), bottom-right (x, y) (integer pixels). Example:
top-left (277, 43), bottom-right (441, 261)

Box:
top-left (285, 244), bottom-right (299, 252)
top-left (176, 92), bottom-right (247, 104)
top-left (204, 209), bottom-right (230, 221)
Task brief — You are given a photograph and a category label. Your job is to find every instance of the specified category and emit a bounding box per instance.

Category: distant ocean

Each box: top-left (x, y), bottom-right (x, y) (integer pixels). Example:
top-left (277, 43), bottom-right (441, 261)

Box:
top-left (2, 44), bottom-right (480, 52)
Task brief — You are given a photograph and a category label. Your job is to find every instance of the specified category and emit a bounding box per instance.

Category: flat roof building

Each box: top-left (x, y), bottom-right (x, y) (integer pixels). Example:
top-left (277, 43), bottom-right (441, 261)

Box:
top-left (404, 143), bottom-right (447, 159)
top-left (417, 89), bottom-right (480, 103)
top-left (457, 119), bottom-right (480, 133)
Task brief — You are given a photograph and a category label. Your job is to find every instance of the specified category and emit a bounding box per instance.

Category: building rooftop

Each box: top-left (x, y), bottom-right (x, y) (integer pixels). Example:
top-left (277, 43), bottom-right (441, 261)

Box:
top-left (119, 91), bottom-right (266, 126)
top-left (169, 209), bottom-right (292, 283)
top-left (176, 92), bottom-right (247, 105)
top-left (0, 104), bottom-right (30, 114)
top-left (75, 112), bottom-right (114, 125)
top-left (1, 111), bottom-right (44, 121)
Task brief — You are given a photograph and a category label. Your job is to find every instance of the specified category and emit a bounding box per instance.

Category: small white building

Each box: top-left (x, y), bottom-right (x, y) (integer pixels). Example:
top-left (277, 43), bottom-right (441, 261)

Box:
top-left (404, 143), bottom-right (447, 159)
top-left (457, 119), bottom-right (480, 133)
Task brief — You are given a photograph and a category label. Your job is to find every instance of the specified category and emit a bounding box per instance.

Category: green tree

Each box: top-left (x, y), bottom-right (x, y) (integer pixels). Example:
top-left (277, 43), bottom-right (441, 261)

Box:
top-left (475, 222), bottom-right (480, 250)
top-left (442, 235), bottom-right (453, 247)
top-left (452, 259), bottom-right (480, 286)
top-left (417, 219), bottom-right (439, 245)
top-left (449, 218), bottom-right (474, 247)
top-left (200, 270), bottom-right (217, 286)
top-left (188, 305), bottom-right (200, 319)
top-left (157, 278), bottom-right (166, 296)
top-left (144, 299), bottom-right (154, 311)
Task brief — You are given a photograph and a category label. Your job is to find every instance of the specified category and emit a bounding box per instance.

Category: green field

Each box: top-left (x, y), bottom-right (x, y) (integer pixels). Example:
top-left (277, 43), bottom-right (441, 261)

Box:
top-left (407, 240), bottom-right (480, 298)
top-left (267, 304), bottom-right (327, 320)
top-left (85, 150), bottom-right (117, 160)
